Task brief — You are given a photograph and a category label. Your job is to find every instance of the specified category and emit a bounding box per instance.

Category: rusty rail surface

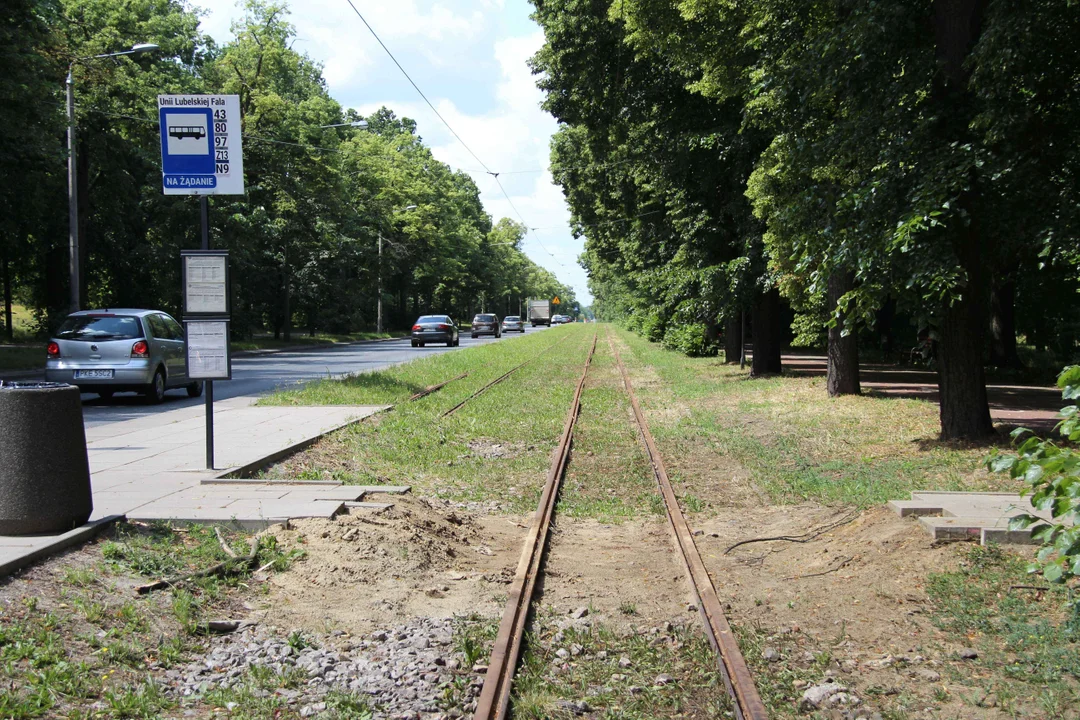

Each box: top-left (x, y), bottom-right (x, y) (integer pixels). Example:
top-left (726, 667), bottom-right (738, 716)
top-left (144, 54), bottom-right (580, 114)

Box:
top-left (442, 333), bottom-right (572, 418)
top-left (473, 329), bottom-right (598, 720)
top-left (608, 335), bottom-right (769, 720)
top-left (407, 372), bottom-right (469, 402)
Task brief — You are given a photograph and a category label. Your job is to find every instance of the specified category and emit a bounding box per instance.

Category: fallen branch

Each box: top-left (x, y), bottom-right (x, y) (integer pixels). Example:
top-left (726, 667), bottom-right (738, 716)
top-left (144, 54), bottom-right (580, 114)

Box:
top-left (1009, 584), bottom-right (1051, 592)
top-left (215, 527), bottom-right (238, 559)
top-left (724, 511), bottom-right (860, 554)
top-left (137, 535), bottom-right (259, 594)
top-left (782, 556), bottom-right (854, 581)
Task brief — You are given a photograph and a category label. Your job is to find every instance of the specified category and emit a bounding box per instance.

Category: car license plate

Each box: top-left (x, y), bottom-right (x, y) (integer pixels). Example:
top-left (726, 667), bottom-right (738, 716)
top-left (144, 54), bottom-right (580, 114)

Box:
top-left (74, 369), bottom-right (114, 379)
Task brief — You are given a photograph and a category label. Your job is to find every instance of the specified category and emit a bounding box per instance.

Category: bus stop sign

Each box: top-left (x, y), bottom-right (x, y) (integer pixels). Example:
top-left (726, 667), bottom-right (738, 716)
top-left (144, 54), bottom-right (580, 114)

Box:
top-left (159, 95), bottom-right (244, 195)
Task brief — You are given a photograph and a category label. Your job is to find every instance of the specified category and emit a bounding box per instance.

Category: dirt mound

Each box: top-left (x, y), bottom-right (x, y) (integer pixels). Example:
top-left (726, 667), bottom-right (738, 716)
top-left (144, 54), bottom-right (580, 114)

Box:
top-left (256, 496), bottom-right (528, 635)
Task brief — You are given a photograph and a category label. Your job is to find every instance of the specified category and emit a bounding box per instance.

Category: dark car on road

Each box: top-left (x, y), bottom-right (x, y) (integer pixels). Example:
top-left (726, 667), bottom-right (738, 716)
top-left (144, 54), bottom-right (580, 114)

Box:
top-left (411, 315), bottom-right (459, 347)
top-left (471, 313), bottom-right (501, 339)
top-left (44, 309), bottom-right (203, 403)
top-left (502, 315), bottom-right (525, 333)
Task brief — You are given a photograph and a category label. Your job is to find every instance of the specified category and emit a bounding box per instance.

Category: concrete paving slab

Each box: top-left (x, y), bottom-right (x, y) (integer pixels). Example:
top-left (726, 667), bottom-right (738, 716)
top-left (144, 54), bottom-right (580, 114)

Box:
top-left (0, 516), bottom-right (124, 577)
top-left (200, 478), bottom-right (342, 486)
top-left (890, 490), bottom-right (1067, 545)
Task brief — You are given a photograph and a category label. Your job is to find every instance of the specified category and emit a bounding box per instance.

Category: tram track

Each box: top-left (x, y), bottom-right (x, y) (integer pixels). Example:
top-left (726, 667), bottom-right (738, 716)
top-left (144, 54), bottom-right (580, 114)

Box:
top-left (441, 332), bottom-right (573, 417)
top-left (473, 327), bottom-right (767, 720)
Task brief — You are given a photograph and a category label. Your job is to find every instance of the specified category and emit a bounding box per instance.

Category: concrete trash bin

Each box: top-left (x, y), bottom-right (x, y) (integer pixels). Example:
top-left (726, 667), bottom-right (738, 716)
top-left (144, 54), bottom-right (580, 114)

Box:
top-left (0, 381), bottom-right (92, 534)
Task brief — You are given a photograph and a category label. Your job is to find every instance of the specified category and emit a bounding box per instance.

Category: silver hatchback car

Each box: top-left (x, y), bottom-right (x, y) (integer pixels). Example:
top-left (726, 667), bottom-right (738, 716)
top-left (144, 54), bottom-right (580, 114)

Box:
top-left (44, 309), bottom-right (203, 403)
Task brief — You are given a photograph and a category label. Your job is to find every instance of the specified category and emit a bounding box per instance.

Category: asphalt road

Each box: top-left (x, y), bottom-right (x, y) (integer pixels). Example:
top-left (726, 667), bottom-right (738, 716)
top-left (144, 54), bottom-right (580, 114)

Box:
top-left (75, 325), bottom-right (550, 428)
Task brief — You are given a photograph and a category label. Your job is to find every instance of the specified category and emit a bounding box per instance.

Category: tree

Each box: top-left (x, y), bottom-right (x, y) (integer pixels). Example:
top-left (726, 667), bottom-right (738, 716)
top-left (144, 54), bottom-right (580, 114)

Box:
top-left (532, 0), bottom-right (769, 365)
top-left (0, 0), bottom-right (62, 338)
top-left (611, 0), bottom-right (1080, 439)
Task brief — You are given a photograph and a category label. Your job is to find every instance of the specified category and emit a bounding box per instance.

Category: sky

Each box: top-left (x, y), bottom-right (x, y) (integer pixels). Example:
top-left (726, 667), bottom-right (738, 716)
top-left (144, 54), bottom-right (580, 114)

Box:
top-left (195, 0), bottom-right (591, 304)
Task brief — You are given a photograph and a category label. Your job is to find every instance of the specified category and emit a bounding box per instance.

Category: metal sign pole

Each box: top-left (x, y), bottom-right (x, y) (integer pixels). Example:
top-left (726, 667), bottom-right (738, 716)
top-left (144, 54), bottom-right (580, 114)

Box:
top-left (201, 195), bottom-right (214, 470)
top-left (161, 94), bottom-right (242, 473)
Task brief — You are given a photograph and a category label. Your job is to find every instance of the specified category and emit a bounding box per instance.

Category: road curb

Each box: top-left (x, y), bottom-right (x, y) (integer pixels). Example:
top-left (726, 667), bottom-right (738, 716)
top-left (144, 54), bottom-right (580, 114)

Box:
top-left (0, 514), bottom-right (125, 580)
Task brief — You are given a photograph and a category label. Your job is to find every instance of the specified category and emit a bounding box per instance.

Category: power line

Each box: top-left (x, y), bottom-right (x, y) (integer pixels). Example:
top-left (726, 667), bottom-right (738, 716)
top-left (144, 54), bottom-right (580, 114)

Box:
top-left (342, 0), bottom-right (493, 175)
top-left (337, 0), bottom-right (576, 271)
top-left (488, 174), bottom-right (564, 267)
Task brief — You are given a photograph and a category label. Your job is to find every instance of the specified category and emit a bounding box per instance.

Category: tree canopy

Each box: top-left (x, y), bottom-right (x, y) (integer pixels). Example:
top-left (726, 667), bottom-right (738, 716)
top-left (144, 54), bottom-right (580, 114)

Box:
top-left (531, 0), bottom-right (1080, 439)
top-left (0, 0), bottom-right (574, 344)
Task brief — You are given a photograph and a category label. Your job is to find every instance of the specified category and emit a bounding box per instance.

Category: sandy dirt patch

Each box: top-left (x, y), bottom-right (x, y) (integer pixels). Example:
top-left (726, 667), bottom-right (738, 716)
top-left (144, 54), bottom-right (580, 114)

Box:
top-left (536, 518), bottom-right (693, 630)
top-left (255, 496), bottom-right (528, 636)
top-left (700, 503), bottom-right (1031, 718)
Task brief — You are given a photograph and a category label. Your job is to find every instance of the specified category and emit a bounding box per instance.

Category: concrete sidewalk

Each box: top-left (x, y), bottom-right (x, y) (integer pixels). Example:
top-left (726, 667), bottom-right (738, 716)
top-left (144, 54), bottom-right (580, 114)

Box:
top-left (1, 397), bottom-right (388, 576)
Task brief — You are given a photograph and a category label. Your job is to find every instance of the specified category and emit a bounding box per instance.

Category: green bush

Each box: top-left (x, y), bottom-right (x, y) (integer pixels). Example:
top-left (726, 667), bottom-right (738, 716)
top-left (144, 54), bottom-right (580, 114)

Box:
top-left (630, 310), bottom-right (667, 343)
top-left (988, 366), bottom-right (1080, 596)
top-left (661, 322), bottom-right (718, 358)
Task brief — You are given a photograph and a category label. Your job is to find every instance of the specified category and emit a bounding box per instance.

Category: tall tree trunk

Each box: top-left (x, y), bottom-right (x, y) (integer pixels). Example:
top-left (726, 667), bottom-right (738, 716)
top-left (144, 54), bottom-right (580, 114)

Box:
top-left (876, 296), bottom-right (897, 361)
top-left (724, 314), bottom-right (741, 364)
top-left (827, 270), bottom-right (860, 396)
top-left (751, 288), bottom-right (783, 377)
top-left (938, 225), bottom-right (994, 439)
top-left (2, 252), bottom-right (12, 341)
top-left (704, 318), bottom-right (720, 355)
top-left (989, 280), bottom-right (1021, 368)
top-left (46, 240), bottom-right (66, 330)
top-left (933, 0), bottom-right (993, 440)
top-left (282, 265), bottom-right (291, 342)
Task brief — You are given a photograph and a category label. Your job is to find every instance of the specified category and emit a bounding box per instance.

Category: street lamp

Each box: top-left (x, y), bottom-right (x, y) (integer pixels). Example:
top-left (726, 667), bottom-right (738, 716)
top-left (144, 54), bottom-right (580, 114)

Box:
top-left (377, 205), bottom-right (418, 334)
top-left (67, 42), bottom-right (159, 313)
top-left (319, 120), bottom-right (369, 129)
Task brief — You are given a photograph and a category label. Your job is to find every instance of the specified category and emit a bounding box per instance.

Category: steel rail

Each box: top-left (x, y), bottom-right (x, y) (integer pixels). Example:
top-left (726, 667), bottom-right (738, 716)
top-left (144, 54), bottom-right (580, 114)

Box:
top-left (442, 333), bottom-right (572, 417)
top-left (473, 329), bottom-right (598, 720)
top-left (407, 372), bottom-right (469, 402)
top-left (608, 335), bottom-right (769, 720)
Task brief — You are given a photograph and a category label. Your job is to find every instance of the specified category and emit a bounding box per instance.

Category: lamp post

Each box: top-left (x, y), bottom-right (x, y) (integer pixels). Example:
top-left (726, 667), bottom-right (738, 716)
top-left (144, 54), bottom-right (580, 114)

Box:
top-left (67, 42), bottom-right (158, 313)
top-left (319, 120), bottom-right (369, 129)
top-left (377, 204), bottom-right (417, 334)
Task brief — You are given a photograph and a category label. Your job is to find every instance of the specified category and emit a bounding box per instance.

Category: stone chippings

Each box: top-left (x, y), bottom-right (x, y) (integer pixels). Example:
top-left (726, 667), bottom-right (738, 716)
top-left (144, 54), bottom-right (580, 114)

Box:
top-left (166, 618), bottom-right (481, 719)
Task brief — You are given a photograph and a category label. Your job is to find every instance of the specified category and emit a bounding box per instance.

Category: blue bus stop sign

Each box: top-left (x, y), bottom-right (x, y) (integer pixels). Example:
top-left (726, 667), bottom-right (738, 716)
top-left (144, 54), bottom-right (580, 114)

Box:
top-left (159, 106), bottom-right (216, 192)
top-left (158, 95), bottom-right (244, 196)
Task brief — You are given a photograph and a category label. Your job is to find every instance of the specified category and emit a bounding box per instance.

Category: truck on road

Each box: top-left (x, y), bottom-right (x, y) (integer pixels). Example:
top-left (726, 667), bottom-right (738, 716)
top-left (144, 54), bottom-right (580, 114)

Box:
top-left (527, 298), bottom-right (552, 327)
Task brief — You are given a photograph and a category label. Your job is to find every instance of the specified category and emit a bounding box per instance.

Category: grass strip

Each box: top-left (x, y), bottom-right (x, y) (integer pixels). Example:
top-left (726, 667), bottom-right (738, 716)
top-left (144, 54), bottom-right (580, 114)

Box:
top-left (0, 522), bottom-right (306, 719)
top-left (260, 326), bottom-right (599, 513)
top-left (556, 327), bottom-right (663, 521)
top-left (925, 544), bottom-right (1080, 718)
top-left (611, 327), bottom-right (1020, 507)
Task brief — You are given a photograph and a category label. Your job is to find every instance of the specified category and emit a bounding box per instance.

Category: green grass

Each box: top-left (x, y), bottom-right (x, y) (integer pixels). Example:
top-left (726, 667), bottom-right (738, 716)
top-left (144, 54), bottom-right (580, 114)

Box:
top-left (0, 303), bottom-right (39, 343)
top-left (258, 326), bottom-right (599, 511)
top-left (0, 521), bottom-right (308, 719)
top-left (510, 612), bottom-right (730, 719)
top-left (556, 331), bottom-right (665, 521)
top-left (925, 544), bottom-right (1080, 718)
top-left (612, 327), bottom-right (1019, 507)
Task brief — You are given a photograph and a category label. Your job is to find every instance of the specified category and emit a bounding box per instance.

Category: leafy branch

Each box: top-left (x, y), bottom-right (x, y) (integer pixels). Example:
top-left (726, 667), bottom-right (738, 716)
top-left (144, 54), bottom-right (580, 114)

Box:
top-left (987, 366), bottom-right (1080, 592)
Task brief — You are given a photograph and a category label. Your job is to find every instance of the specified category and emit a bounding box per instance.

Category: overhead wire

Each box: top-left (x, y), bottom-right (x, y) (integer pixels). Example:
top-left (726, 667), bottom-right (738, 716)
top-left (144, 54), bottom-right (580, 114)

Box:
top-left (338, 0), bottom-right (568, 268)
top-left (341, 0), bottom-right (493, 176)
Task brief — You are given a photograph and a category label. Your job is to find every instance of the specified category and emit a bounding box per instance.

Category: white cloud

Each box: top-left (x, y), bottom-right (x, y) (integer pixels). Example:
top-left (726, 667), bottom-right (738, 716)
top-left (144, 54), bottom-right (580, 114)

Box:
top-left (193, 0), bottom-right (591, 301)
